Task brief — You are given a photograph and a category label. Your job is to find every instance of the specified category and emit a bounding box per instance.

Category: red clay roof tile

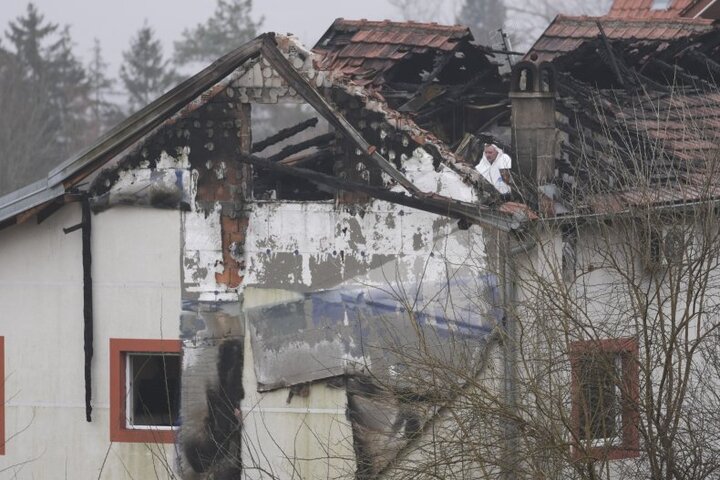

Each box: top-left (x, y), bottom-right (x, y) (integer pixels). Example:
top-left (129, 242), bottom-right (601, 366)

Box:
top-left (313, 18), bottom-right (475, 83)
top-left (526, 15), bottom-right (713, 61)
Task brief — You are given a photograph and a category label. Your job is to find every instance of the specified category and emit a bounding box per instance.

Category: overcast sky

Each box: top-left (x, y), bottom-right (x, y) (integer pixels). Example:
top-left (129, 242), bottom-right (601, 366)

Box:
top-left (0, 0), bottom-right (461, 74)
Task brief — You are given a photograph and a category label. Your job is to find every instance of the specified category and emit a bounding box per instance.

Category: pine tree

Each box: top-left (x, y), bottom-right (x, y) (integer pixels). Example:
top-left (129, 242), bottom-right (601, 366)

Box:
top-left (174, 0), bottom-right (263, 66)
top-left (50, 26), bottom-right (91, 149)
top-left (120, 23), bottom-right (178, 112)
top-left (0, 46), bottom-right (48, 195)
top-left (87, 39), bottom-right (122, 135)
top-left (5, 2), bottom-right (57, 81)
top-left (1, 3), bottom-right (90, 193)
top-left (457, 0), bottom-right (507, 47)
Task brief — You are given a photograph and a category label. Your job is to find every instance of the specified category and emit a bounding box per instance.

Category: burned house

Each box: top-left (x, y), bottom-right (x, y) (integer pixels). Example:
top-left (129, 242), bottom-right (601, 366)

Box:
top-left (0, 22), bottom-right (526, 479)
top-left (0, 6), bottom-right (719, 478)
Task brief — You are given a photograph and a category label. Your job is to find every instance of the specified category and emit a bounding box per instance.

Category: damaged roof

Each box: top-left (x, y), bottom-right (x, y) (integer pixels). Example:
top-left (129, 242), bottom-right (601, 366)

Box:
top-left (543, 17), bottom-right (720, 212)
top-left (527, 15), bottom-right (714, 62)
top-left (313, 18), bottom-right (479, 84)
top-left (608, 0), bottom-right (719, 19)
top-left (312, 18), bottom-right (505, 158)
top-left (0, 28), bottom-right (519, 232)
top-left (0, 35), bottom-right (266, 228)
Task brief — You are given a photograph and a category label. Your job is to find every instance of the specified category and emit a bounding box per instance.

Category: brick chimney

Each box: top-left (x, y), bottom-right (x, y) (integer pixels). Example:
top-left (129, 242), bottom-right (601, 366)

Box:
top-left (509, 61), bottom-right (557, 190)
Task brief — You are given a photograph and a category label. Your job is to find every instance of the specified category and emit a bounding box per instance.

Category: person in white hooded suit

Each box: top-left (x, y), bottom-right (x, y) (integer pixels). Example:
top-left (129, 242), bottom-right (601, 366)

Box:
top-left (475, 143), bottom-right (512, 195)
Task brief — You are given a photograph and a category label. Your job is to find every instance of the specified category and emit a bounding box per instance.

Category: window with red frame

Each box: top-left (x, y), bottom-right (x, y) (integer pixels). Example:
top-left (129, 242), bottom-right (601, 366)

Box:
top-left (570, 337), bottom-right (639, 460)
top-left (110, 339), bottom-right (181, 443)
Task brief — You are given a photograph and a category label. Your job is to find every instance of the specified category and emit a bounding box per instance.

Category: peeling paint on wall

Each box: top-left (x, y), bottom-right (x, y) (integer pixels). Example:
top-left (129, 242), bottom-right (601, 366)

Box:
top-left (182, 203), bottom-right (225, 295)
top-left (243, 200), bottom-right (498, 391)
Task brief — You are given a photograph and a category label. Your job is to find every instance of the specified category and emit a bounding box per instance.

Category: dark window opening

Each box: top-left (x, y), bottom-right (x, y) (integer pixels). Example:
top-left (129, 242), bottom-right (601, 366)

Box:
top-left (570, 338), bottom-right (639, 460)
top-left (577, 352), bottom-right (622, 443)
top-left (127, 353), bottom-right (181, 428)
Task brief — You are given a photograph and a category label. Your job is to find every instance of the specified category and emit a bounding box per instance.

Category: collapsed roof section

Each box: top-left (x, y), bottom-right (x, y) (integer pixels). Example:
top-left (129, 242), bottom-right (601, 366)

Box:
top-left (314, 19), bottom-right (507, 146)
top-left (526, 15), bottom-right (714, 63)
top-left (0, 30), bottom-right (521, 232)
top-left (314, 19), bottom-right (484, 86)
top-left (528, 15), bottom-right (720, 214)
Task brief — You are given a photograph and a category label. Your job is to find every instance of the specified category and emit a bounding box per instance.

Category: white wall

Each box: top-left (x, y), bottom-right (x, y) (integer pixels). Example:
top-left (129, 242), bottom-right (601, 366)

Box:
top-left (0, 204), bottom-right (181, 479)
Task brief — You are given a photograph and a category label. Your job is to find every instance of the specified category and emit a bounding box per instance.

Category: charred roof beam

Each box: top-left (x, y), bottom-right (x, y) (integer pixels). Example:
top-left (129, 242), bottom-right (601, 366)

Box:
top-left (252, 117), bottom-right (320, 153)
top-left (265, 132), bottom-right (336, 163)
top-left (681, 48), bottom-right (720, 77)
top-left (596, 21), bottom-right (627, 89)
top-left (648, 57), bottom-right (710, 87)
top-left (240, 154), bottom-right (520, 231)
top-left (260, 34), bottom-right (422, 196)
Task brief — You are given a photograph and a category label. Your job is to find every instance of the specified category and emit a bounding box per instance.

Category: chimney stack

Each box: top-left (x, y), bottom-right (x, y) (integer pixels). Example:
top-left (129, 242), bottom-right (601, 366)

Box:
top-left (509, 61), bottom-right (557, 189)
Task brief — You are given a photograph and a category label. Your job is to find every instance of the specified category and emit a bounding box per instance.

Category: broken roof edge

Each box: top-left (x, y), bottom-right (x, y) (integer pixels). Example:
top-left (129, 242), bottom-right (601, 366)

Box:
top-left (47, 36), bottom-right (267, 188)
top-left (0, 30), bottom-right (514, 229)
top-left (525, 13), bottom-right (715, 61)
top-left (554, 13), bottom-right (714, 24)
top-left (258, 35), bottom-right (424, 195)
top-left (331, 79), bottom-right (485, 185)
top-left (314, 17), bottom-right (473, 45)
top-left (0, 36), bottom-right (268, 225)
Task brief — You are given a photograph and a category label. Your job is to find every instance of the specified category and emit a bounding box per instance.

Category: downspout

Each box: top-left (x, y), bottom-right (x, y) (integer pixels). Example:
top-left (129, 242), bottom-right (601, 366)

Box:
top-left (63, 195), bottom-right (94, 422)
top-left (501, 231), bottom-right (536, 480)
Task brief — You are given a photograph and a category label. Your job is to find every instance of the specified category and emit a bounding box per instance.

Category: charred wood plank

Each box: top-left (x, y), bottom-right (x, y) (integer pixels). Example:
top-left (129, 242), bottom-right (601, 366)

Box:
top-left (473, 109), bottom-right (511, 135)
top-left (266, 132), bottom-right (335, 162)
top-left (279, 148), bottom-right (335, 167)
top-left (260, 35), bottom-right (421, 195)
top-left (240, 154), bottom-right (517, 231)
top-left (252, 117), bottom-right (319, 153)
top-left (595, 21), bottom-right (626, 88)
top-left (36, 198), bottom-right (66, 224)
top-left (650, 58), bottom-right (706, 86)
top-left (684, 48), bottom-right (720, 76)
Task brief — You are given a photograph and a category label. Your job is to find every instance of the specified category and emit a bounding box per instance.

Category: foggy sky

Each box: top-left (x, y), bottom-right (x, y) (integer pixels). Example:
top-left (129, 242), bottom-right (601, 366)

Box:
top-left (0, 0), bottom-right (442, 74)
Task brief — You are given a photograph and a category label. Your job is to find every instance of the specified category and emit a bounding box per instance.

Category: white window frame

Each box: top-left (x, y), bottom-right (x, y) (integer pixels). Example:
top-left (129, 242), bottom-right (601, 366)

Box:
top-left (125, 351), bottom-right (180, 431)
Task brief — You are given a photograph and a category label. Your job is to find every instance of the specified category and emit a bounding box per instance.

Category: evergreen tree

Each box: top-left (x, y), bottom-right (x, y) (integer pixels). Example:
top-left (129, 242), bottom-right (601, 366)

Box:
top-left (0, 46), bottom-right (50, 195)
top-left (120, 23), bottom-right (178, 112)
top-left (5, 2), bottom-right (57, 81)
top-left (174, 0), bottom-right (263, 65)
top-left (50, 26), bottom-right (91, 148)
top-left (87, 39), bottom-right (122, 135)
top-left (1, 3), bottom-right (90, 194)
top-left (457, 0), bottom-right (507, 47)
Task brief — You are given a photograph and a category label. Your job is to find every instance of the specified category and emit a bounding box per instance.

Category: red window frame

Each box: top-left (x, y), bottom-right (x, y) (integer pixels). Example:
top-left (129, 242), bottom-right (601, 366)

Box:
top-left (570, 337), bottom-right (639, 460)
top-left (109, 338), bottom-right (181, 443)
